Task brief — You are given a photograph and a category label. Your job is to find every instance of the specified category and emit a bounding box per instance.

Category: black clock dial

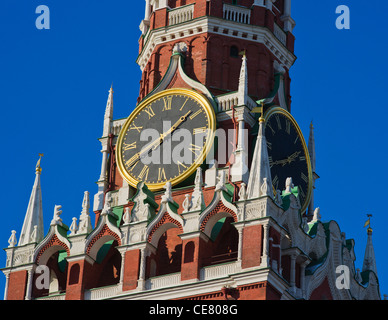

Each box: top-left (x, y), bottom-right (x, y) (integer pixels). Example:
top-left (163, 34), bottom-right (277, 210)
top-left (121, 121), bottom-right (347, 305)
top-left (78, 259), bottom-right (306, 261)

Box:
top-left (118, 90), bottom-right (215, 190)
top-left (264, 110), bottom-right (312, 211)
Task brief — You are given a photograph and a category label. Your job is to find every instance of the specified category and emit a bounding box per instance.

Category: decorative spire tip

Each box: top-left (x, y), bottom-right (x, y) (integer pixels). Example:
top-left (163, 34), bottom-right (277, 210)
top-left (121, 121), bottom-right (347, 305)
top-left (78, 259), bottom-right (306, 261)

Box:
top-left (35, 153), bottom-right (44, 174)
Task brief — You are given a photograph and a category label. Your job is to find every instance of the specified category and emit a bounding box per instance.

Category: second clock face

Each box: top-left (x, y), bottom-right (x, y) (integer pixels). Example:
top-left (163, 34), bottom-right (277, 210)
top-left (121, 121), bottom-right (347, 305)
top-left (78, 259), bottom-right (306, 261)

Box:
top-left (117, 89), bottom-right (216, 191)
top-left (264, 108), bottom-right (312, 212)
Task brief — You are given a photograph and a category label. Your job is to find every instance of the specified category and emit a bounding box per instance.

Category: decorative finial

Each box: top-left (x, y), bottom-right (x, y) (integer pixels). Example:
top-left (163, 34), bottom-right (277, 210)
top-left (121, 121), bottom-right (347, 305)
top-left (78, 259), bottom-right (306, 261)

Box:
top-left (251, 100), bottom-right (266, 123)
top-left (8, 230), bottom-right (17, 248)
top-left (36, 153), bottom-right (44, 174)
top-left (239, 49), bottom-right (246, 57)
top-left (310, 120), bottom-right (314, 130)
top-left (364, 214), bottom-right (373, 233)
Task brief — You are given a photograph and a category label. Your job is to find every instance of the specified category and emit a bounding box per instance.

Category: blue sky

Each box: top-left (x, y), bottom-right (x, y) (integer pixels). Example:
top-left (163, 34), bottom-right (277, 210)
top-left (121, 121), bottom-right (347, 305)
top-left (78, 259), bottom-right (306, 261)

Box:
top-left (0, 0), bottom-right (386, 298)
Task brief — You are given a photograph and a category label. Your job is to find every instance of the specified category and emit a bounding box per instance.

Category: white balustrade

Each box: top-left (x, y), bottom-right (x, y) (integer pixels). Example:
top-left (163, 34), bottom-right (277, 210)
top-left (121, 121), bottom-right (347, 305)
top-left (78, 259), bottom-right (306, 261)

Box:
top-left (200, 261), bottom-right (240, 281)
top-left (217, 93), bottom-right (256, 111)
top-left (169, 4), bottom-right (194, 26)
top-left (274, 23), bottom-right (287, 46)
top-left (145, 272), bottom-right (181, 290)
top-left (223, 4), bottom-right (251, 24)
top-left (85, 284), bottom-right (120, 300)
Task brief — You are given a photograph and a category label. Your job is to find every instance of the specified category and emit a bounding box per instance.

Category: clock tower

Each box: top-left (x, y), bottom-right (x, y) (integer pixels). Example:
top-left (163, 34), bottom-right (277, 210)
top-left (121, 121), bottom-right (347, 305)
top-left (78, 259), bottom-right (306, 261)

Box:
top-left (3, 0), bottom-right (381, 301)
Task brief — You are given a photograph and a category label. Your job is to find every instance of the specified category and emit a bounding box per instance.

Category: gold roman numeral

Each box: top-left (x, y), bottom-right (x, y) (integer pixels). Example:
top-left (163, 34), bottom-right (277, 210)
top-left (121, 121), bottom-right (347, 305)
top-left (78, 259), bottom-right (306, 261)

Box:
top-left (179, 98), bottom-right (189, 111)
top-left (129, 122), bottom-right (143, 133)
top-left (294, 136), bottom-right (299, 144)
top-left (275, 115), bottom-right (282, 130)
top-left (143, 105), bottom-right (156, 119)
top-left (158, 168), bottom-right (167, 181)
top-left (267, 123), bottom-right (276, 135)
top-left (125, 154), bottom-right (139, 169)
top-left (163, 96), bottom-right (173, 111)
top-left (266, 141), bottom-right (272, 150)
top-left (138, 165), bottom-right (150, 181)
top-left (189, 109), bottom-right (203, 120)
top-left (193, 127), bottom-right (207, 135)
top-left (286, 120), bottom-right (291, 135)
top-left (189, 144), bottom-right (202, 157)
top-left (301, 172), bottom-right (308, 183)
top-left (123, 141), bottom-right (137, 151)
top-left (299, 156), bottom-right (306, 161)
top-left (177, 161), bottom-right (188, 175)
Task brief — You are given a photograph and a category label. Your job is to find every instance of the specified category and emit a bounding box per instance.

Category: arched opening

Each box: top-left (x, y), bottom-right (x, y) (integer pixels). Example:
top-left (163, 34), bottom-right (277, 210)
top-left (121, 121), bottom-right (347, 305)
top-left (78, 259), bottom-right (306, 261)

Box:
top-left (91, 240), bottom-right (122, 289)
top-left (32, 249), bottom-right (68, 298)
top-left (68, 263), bottom-right (80, 285)
top-left (202, 217), bottom-right (238, 267)
top-left (152, 228), bottom-right (182, 277)
top-left (184, 241), bottom-right (195, 263)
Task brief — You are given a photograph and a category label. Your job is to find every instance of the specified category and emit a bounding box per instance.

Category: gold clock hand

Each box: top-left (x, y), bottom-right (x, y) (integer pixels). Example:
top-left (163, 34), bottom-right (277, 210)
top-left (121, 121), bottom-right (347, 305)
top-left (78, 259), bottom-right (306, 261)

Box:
top-left (137, 111), bottom-right (193, 160)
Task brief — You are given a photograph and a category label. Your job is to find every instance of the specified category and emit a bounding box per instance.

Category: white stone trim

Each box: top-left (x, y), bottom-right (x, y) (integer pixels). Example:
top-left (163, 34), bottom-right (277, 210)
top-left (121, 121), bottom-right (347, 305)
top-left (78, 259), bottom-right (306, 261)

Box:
top-left (137, 16), bottom-right (296, 72)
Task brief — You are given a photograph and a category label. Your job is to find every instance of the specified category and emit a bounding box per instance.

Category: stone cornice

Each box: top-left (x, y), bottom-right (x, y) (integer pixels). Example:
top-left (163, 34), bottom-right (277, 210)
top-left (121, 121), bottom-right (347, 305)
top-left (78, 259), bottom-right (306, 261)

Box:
top-left (137, 16), bottom-right (296, 72)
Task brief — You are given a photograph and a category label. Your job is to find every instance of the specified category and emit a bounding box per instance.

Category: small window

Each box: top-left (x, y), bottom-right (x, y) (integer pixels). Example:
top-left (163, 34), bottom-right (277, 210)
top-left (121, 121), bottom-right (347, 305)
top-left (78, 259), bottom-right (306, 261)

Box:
top-left (184, 241), bottom-right (195, 263)
top-left (69, 263), bottom-right (80, 285)
top-left (232, 0), bottom-right (238, 5)
top-left (230, 45), bottom-right (239, 58)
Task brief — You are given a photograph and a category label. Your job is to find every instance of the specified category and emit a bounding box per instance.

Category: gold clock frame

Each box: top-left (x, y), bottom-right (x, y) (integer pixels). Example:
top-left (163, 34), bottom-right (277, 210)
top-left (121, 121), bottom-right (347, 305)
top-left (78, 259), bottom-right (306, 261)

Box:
top-left (116, 88), bottom-right (217, 192)
top-left (264, 106), bottom-right (313, 213)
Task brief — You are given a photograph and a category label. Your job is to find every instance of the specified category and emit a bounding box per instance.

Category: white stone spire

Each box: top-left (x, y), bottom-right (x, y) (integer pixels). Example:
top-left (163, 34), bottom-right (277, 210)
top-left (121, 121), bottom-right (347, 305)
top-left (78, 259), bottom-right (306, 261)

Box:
top-left (237, 52), bottom-right (248, 107)
top-left (19, 155), bottom-right (44, 246)
top-left (246, 115), bottom-right (273, 200)
top-left (103, 84), bottom-right (114, 137)
top-left (94, 85), bottom-right (114, 212)
top-left (362, 217), bottom-right (378, 276)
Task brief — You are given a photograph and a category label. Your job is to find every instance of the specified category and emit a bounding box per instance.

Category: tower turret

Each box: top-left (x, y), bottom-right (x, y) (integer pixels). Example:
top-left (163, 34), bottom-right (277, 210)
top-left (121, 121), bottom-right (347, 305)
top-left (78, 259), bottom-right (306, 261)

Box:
top-left (137, 0), bottom-right (296, 105)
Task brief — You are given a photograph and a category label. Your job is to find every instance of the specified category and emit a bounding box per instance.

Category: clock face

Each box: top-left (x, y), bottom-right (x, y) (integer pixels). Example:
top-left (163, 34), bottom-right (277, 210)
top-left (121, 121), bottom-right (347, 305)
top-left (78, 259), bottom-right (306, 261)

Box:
top-left (264, 107), bottom-right (312, 212)
top-left (116, 89), bottom-right (216, 191)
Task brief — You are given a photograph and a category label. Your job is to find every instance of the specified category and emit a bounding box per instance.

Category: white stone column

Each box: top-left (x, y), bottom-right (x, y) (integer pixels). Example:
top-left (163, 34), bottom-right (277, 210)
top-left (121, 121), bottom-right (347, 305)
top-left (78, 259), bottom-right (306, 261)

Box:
top-left (25, 268), bottom-right (34, 300)
top-left (118, 250), bottom-right (126, 289)
top-left (145, 0), bottom-right (151, 20)
top-left (237, 227), bottom-right (243, 263)
top-left (300, 261), bottom-right (309, 299)
top-left (237, 119), bottom-right (245, 151)
top-left (137, 247), bottom-right (147, 290)
top-left (3, 272), bottom-right (9, 300)
top-left (261, 223), bottom-right (270, 268)
top-left (284, 0), bottom-right (291, 15)
top-left (290, 254), bottom-right (297, 293)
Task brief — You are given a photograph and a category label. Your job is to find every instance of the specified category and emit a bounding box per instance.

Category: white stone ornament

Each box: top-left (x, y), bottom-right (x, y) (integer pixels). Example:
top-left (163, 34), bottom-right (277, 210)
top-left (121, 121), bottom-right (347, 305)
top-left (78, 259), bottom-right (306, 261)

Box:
top-left (8, 230), bottom-right (17, 248)
top-left (182, 194), bottom-right (192, 213)
top-left (30, 225), bottom-right (38, 242)
top-left (190, 168), bottom-right (205, 212)
top-left (173, 42), bottom-right (188, 54)
top-left (69, 218), bottom-right (78, 236)
top-left (78, 191), bottom-right (92, 234)
top-left (161, 182), bottom-right (173, 203)
top-left (238, 183), bottom-right (247, 201)
top-left (51, 205), bottom-right (63, 226)
top-left (285, 177), bottom-right (294, 194)
top-left (123, 207), bottom-right (131, 224)
top-left (313, 207), bottom-right (321, 222)
top-left (260, 177), bottom-right (272, 197)
top-left (101, 193), bottom-right (113, 216)
top-left (275, 189), bottom-right (283, 206)
top-left (215, 170), bottom-right (227, 191)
